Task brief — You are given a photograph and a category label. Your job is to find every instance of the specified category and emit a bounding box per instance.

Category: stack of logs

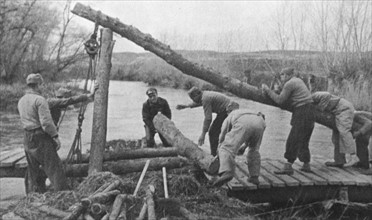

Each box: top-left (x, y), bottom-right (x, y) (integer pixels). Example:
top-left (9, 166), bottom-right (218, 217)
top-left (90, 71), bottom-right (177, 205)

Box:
top-left (57, 160), bottom-right (198, 220)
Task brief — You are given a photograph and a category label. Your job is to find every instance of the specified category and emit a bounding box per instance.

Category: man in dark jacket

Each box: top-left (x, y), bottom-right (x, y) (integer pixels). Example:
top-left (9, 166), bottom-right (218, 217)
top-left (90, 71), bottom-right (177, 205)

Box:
top-left (262, 67), bottom-right (315, 175)
top-left (142, 88), bottom-right (172, 147)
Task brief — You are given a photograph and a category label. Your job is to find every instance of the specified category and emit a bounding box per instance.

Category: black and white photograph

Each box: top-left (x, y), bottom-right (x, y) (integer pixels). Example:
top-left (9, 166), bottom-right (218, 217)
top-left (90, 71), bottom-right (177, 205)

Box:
top-left (0, 0), bottom-right (371, 219)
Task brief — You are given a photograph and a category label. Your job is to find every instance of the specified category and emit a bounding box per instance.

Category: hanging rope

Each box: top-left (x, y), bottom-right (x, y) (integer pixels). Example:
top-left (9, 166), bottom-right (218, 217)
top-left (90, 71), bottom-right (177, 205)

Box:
top-left (66, 21), bottom-right (100, 164)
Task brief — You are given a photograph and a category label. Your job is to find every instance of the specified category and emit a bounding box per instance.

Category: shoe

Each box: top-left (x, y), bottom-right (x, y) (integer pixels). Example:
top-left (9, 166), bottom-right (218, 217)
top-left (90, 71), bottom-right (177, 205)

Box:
top-left (352, 161), bottom-right (370, 169)
top-left (212, 171), bottom-right (234, 187)
top-left (274, 162), bottom-right (294, 175)
top-left (360, 169), bottom-right (372, 175)
top-left (206, 156), bottom-right (220, 175)
top-left (325, 161), bottom-right (344, 168)
top-left (344, 155), bottom-right (359, 167)
top-left (247, 176), bottom-right (259, 185)
top-left (300, 162), bottom-right (312, 173)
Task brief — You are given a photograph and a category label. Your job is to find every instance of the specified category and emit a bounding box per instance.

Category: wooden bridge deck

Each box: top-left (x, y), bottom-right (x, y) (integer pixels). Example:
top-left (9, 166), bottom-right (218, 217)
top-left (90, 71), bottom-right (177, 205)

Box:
top-left (1, 149), bottom-right (371, 204)
top-left (227, 158), bottom-right (372, 204)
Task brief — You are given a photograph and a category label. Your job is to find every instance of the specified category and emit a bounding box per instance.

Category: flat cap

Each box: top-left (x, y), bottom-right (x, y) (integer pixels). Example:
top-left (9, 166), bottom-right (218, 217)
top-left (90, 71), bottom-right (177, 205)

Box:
top-left (187, 86), bottom-right (202, 99)
top-left (26, 73), bottom-right (43, 85)
top-left (146, 87), bottom-right (157, 96)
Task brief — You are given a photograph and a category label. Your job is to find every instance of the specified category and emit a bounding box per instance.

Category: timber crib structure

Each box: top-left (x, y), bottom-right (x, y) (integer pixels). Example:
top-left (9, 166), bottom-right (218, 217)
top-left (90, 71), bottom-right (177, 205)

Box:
top-left (1, 148), bottom-right (371, 204)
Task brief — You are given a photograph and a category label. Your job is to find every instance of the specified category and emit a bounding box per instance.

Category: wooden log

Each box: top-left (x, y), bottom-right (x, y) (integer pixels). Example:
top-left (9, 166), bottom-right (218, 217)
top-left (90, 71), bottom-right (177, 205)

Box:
top-left (30, 202), bottom-right (70, 218)
top-left (154, 113), bottom-right (219, 174)
top-left (66, 157), bottom-right (190, 177)
top-left (78, 147), bottom-right (178, 163)
top-left (135, 201), bottom-right (147, 220)
top-left (103, 179), bottom-right (121, 193)
top-left (1, 156), bottom-right (189, 178)
top-left (146, 185), bottom-right (156, 220)
top-left (89, 28), bottom-right (115, 175)
top-left (179, 207), bottom-right (198, 220)
top-left (117, 202), bottom-right (127, 220)
top-left (62, 203), bottom-right (85, 220)
top-left (71, 3), bottom-right (351, 131)
top-left (109, 194), bottom-right (125, 220)
top-left (81, 190), bottom-right (120, 207)
top-left (90, 203), bottom-right (107, 215)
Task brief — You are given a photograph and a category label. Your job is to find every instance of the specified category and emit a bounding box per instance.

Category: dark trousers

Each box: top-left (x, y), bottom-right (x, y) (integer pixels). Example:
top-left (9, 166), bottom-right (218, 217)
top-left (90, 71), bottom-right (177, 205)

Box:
top-left (356, 135), bottom-right (370, 169)
top-left (23, 129), bottom-right (69, 193)
top-left (285, 104), bottom-right (315, 164)
top-left (145, 125), bottom-right (171, 148)
top-left (209, 112), bottom-right (228, 156)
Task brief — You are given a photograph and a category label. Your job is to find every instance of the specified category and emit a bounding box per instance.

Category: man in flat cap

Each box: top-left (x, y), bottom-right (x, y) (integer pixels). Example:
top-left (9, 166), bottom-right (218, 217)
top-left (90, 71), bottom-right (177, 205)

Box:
top-left (18, 73), bottom-right (69, 193)
top-left (262, 67), bottom-right (315, 175)
top-left (142, 87), bottom-right (172, 148)
top-left (213, 102), bottom-right (266, 186)
top-left (48, 87), bottom-right (96, 128)
top-left (176, 86), bottom-right (231, 156)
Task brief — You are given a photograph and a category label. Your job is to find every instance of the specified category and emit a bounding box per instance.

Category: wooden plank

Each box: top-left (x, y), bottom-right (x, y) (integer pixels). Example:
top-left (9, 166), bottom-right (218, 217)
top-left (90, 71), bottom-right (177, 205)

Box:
top-left (341, 167), bottom-right (372, 186)
top-left (0, 150), bottom-right (12, 160)
top-left (0, 151), bottom-right (25, 167)
top-left (15, 157), bottom-right (28, 168)
top-left (310, 160), bottom-right (355, 185)
top-left (0, 148), bottom-right (24, 162)
top-left (233, 172), bottom-right (257, 190)
top-left (234, 161), bottom-right (271, 189)
top-left (272, 160), bottom-right (314, 186)
top-left (292, 161), bottom-right (328, 186)
top-left (228, 177), bottom-right (245, 190)
top-left (313, 159), bottom-right (368, 186)
top-left (259, 161), bottom-right (286, 187)
top-left (261, 161), bottom-right (300, 187)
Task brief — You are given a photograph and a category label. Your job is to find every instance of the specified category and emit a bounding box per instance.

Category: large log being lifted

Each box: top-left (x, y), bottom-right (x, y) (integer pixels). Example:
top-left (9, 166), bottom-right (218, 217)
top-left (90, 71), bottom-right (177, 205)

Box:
top-left (71, 3), bottom-right (349, 130)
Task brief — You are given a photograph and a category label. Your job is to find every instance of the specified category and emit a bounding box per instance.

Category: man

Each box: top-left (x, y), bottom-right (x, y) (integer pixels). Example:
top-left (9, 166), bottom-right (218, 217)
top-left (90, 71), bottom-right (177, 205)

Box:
top-left (262, 67), bottom-right (315, 175)
top-left (213, 102), bottom-right (266, 187)
top-left (142, 87), bottom-right (172, 148)
top-left (312, 92), bottom-right (359, 167)
top-left (18, 73), bottom-right (69, 193)
top-left (48, 87), bottom-right (95, 127)
top-left (176, 87), bottom-right (231, 156)
top-left (352, 111), bottom-right (372, 172)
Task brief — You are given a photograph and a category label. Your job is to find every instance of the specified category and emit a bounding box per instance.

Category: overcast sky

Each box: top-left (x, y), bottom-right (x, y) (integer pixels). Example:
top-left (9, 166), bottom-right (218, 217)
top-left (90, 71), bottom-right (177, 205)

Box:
top-left (70, 1), bottom-right (282, 53)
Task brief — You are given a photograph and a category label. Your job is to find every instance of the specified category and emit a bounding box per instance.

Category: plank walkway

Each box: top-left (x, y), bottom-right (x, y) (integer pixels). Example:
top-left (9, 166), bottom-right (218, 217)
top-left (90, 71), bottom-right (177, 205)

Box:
top-left (1, 149), bottom-right (371, 204)
top-left (228, 158), bottom-right (372, 203)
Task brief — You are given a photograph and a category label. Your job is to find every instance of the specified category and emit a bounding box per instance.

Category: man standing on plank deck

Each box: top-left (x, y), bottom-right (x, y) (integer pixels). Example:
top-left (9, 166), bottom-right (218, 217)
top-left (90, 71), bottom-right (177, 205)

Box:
top-left (18, 73), bottom-right (69, 193)
top-left (176, 87), bottom-right (231, 156)
top-left (262, 67), bottom-right (315, 175)
top-left (312, 91), bottom-right (359, 168)
top-left (213, 102), bottom-right (266, 186)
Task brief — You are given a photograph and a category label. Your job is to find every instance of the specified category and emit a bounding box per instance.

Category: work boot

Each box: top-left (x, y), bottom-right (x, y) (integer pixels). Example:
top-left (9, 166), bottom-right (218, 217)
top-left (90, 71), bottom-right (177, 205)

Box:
top-left (352, 161), bottom-right (370, 169)
top-left (212, 171), bottom-right (234, 187)
top-left (360, 169), bottom-right (372, 175)
top-left (325, 161), bottom-right (344, 168)
top-left (344, 154), bottom-right (359, 167)
top-left (274, 162), bottom-right (294, 175)
top-left (300, 162), bottom-right (312, 173)
top-left (247, 176), bottom-right (259, 185)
